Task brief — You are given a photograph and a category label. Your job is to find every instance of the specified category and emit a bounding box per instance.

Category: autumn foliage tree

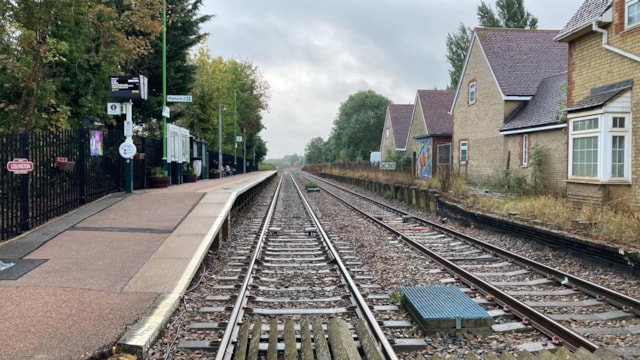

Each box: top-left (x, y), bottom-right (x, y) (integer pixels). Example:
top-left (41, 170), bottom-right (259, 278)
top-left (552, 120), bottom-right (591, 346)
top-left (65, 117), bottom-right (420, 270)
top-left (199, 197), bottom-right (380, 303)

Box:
top-left (182, 41), bottom-right (270, 164)
top-left (0, 0), bottom-right (164, 133)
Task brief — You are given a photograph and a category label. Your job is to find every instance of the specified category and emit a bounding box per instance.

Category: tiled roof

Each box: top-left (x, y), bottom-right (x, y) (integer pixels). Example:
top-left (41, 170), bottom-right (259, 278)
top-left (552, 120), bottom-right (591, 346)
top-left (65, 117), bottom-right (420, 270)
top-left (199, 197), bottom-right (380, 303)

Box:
top-left (555, 0), bottom-right (610, 41)
top-left (568, 89), bottom-right (626, 111)
top-left (501, 72), bottom-right (567, 132)
top-left (417, 90), bottom-right (454, 135)
top-left (388, 104), bottom-right (414, 149)
top-left (477, 28), bottom-right (568, 97)
top-left (568, 79), bottom-right (634, 112)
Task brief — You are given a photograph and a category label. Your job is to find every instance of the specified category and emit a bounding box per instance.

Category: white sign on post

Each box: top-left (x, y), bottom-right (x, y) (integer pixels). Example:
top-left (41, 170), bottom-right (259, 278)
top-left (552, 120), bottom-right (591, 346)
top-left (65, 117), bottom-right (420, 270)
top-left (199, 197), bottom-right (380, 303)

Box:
top-left (380, 162), bottom-right (396, 170)
top-left (124, 120), bottom-right (133, 137)
top-left (107, 103), bottom-right (121, 115)
top-left (119, 142), bottom-right (137, 159)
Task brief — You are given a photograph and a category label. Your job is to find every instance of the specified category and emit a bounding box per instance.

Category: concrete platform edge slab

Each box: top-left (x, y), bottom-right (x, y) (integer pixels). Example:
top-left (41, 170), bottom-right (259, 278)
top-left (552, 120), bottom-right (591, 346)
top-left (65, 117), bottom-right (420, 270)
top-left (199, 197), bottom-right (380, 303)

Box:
top-left (116, 190), bottom-right (238, 354)
top-left (116, 292), bottom-right (181, 357)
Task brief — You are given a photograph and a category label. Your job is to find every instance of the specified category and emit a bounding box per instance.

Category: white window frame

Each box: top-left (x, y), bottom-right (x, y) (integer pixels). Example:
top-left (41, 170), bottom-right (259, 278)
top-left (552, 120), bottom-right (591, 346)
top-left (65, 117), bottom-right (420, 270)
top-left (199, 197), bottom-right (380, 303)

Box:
top-left (626, 0), bottom-right (640, 29)
top-left (459, 140), bottom-right (468, 164)
top-left (568, 112), bottom-right (631, 182)
top-left (522, 134), bottom-right (529, 167)
top-left (386, 128), bottom-right (390, 139)
top-left (468, 81), bottom-right (476, 105)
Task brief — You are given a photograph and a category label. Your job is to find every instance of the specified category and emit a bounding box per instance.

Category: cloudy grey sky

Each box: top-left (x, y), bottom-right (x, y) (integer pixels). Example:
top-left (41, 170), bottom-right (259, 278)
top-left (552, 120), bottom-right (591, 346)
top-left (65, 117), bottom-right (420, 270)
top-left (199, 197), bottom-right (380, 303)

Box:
top-left (200, 0), bottom-right (584, 159)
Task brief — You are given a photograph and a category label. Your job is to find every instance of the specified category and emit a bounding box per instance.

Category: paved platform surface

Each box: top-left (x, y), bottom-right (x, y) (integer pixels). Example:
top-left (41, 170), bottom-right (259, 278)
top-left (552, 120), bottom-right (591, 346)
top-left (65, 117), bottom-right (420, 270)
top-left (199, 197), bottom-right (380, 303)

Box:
top-left (0, 171), bottom-right (275, 360)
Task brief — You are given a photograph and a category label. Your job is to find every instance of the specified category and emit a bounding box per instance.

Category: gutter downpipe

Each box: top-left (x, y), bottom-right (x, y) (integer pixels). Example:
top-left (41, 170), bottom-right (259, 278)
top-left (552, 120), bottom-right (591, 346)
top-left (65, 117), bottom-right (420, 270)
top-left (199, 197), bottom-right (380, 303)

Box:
top-left (592, 20), bottom-right (640, 62)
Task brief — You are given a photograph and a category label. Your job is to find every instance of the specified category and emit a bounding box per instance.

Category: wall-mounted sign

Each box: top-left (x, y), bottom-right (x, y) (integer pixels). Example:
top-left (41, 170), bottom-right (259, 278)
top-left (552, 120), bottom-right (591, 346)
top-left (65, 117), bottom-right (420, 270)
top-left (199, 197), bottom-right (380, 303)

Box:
top-left (109, 75), bottom-right (148, 100)
top-left (7, 158), bottom-right (34, 174)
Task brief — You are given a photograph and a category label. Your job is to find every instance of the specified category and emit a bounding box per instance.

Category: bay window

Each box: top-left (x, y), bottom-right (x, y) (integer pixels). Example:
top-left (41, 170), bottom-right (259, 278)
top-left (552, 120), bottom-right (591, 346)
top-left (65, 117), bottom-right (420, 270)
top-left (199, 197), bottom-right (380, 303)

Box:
top-left (568, 113), bottom-right (631, 182)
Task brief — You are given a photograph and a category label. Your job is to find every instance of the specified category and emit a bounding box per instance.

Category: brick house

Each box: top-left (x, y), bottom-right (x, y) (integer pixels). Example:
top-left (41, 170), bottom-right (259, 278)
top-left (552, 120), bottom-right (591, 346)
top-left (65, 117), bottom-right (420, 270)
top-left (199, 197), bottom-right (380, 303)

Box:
top-left (450, 28), bottom-right (568, 192)
top-left (405, 90), bottom-right (454, 179)
top-left (500, 72), bottom-right (569, 194)
top-left (555, 0), bottom-right (640, 206)
top-left (380, 104), bottom-right (413, 161)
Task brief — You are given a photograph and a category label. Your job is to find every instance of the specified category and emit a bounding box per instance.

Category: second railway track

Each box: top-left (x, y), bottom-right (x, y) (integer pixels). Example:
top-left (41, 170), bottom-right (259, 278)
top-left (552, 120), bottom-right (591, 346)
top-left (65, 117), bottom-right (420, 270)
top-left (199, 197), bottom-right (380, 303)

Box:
top-left (302, 172), bottom-right (640, 359)
top-left (145, 170), bottom-right (640, 359)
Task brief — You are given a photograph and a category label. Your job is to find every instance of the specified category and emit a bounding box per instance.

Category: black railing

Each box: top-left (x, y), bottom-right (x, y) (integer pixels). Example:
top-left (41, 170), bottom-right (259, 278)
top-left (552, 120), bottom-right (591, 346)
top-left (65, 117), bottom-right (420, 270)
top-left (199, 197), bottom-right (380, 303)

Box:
top-left (1, 128), bottom-right (256, 241)
top-left (1, 129), bottom-right (124, 240)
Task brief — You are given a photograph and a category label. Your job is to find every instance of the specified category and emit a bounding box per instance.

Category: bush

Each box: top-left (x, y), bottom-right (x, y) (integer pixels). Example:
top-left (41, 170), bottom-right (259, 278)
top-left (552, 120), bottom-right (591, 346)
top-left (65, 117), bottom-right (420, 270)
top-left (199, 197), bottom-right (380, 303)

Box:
top-left (305, 181), bottom-right (319, 189)
top-left (150, 166), bottom-right (168, 177)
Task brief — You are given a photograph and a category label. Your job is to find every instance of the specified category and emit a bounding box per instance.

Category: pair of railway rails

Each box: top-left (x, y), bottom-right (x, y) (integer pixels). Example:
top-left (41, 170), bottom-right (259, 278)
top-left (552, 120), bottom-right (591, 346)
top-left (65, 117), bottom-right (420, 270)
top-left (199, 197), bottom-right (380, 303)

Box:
top-left (156, 171), bottom-right (639, 359)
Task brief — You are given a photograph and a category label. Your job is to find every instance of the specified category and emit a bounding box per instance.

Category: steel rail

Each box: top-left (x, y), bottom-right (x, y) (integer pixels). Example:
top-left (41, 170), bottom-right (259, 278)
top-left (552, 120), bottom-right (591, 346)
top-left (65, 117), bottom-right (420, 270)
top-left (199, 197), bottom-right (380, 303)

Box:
top-left (313, 175), bottom-right (640, 316)
top-left (215, 175), bottom-right (284, 360)
top-left (290, 172), bottom-right (398, 360)
top-left (313, 176), bottom-right (600, 352)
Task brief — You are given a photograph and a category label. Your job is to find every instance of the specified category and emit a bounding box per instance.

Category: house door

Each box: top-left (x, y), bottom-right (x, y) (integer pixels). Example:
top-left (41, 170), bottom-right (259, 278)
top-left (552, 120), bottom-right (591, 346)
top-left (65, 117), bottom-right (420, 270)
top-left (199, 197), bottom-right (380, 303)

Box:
top-left (437, 143), bottom-right (451, 179)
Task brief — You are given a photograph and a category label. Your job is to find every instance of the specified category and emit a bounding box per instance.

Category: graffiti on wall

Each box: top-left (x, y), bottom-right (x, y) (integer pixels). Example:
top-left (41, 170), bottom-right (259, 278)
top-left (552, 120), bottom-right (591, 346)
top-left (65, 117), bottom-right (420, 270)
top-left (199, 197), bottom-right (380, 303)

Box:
top-left (416, 137), bottom-right (432, 178)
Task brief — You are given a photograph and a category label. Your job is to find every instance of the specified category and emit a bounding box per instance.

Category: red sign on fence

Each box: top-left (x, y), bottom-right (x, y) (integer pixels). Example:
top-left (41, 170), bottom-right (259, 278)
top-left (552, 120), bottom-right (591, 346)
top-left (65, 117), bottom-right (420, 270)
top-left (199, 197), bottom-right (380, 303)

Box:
top-left (6, 158), bottom-right (34, 174)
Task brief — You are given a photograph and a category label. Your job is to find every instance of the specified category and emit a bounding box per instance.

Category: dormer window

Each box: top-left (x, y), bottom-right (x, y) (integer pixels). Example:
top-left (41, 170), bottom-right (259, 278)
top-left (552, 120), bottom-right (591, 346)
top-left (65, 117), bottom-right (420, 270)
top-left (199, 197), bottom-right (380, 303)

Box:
top-left (627, 0), bottom-right (640, 28)
top-left (468, 81), bottom-right (476, 105)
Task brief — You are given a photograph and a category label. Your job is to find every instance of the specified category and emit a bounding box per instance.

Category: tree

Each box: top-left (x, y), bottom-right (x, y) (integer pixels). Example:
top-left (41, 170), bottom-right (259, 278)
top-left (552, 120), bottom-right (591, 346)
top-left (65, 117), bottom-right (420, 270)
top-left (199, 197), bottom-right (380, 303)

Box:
top-left (478, 0), bottom-right (538, 29)
top-left (445, 23), bottom-right (472, 90)
top-left (304, 137), bottom-right (325, 164)
top-left (445, 0), bottom-right (538, 90)
top-left (183, 42), bottom-right (270, 162)
top-left (0, 0), bottom-right (164, 133)
top-left (130, 0), bottom-right (212, 125)
top-left (326, 90), bottom-right (391, 162)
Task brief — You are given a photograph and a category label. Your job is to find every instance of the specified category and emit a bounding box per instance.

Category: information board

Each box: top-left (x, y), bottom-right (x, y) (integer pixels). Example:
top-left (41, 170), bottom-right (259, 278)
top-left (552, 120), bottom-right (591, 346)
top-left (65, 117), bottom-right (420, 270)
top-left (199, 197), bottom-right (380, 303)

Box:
top-left (109, 75), bottom-right (148, 100)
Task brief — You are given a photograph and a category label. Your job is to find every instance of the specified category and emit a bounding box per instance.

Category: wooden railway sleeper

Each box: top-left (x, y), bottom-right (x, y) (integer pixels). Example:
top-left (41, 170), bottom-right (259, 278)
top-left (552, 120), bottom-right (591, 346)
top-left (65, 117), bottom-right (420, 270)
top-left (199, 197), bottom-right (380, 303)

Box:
top-left (231, 316), bottom-right (384, 360)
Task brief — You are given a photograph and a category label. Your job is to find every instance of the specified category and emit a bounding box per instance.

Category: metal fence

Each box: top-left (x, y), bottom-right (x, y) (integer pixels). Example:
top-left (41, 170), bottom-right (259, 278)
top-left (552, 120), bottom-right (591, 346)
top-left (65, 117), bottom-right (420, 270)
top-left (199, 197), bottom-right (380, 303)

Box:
top-left (1, 129), bottom-right (124, 240)
top-left (1, 128), bottom-right (258, 241)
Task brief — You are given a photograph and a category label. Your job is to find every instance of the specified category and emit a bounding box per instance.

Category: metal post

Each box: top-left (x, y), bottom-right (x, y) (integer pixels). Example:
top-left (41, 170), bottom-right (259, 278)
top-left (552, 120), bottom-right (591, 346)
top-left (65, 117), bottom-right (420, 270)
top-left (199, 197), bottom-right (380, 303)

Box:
top-left (161, 0), bottom-right (168, 172)
top-left (233, 89), bottom-right (237, 170)
top-left (218, 104), bottom-right (224, 173)
top-left (243, 128), bottom-right (246, 173)
top-left (124, 101), bottom-right (134, 194)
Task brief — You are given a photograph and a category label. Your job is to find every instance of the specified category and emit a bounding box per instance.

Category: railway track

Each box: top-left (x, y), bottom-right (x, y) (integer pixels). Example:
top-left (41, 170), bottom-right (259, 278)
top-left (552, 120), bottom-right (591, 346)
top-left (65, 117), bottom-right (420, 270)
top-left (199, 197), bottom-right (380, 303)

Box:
top-left (303, 172), bottom-right (639, 358)
top-left (173, 172), bottom-right (403, 359)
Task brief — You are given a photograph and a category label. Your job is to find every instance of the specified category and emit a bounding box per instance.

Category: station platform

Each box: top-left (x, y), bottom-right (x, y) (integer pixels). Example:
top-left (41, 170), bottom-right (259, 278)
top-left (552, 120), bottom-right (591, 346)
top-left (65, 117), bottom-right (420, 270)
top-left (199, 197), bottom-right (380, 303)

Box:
top-left (0, 171), bottom-right (276, 360)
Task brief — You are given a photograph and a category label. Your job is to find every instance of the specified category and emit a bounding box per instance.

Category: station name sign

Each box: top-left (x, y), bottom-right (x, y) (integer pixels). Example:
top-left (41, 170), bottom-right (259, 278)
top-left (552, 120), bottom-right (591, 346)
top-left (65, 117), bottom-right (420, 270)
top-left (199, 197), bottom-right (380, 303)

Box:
top-left (7, 158), bottom-right (34, 174)
top-left (109, 75), bottom-right (148, 100)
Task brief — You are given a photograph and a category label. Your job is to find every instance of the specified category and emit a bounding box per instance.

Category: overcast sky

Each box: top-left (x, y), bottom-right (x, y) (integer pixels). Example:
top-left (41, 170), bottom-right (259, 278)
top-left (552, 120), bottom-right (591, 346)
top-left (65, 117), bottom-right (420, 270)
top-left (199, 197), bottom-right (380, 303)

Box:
top-left (200, 0), bottom-right (584, 159)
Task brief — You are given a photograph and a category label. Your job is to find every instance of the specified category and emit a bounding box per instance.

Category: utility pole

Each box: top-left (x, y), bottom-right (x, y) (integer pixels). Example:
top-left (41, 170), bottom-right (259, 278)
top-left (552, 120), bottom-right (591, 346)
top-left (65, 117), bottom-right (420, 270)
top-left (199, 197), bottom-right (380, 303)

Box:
top-left (233, 89), bottom-right (237, 170)
top-left (161, 0), bottom-right (167, 172)
top-left (218, 105), bottom-right (225, 173)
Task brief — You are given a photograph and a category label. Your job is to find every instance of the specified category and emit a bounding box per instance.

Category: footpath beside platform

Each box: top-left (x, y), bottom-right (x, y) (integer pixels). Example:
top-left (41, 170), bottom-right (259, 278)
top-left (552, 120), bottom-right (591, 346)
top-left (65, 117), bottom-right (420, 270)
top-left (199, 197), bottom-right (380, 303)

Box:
top-left (0, 171), bottom-right (276, 360)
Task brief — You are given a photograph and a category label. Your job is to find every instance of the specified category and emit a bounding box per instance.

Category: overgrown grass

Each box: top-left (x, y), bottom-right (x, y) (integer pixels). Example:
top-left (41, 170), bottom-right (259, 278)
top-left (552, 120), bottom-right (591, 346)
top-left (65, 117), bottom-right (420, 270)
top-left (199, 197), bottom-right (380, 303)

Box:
top-left (310, 163), bottom-right (640, 244)
top-left (470, 195), bottom-right (640, 243)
